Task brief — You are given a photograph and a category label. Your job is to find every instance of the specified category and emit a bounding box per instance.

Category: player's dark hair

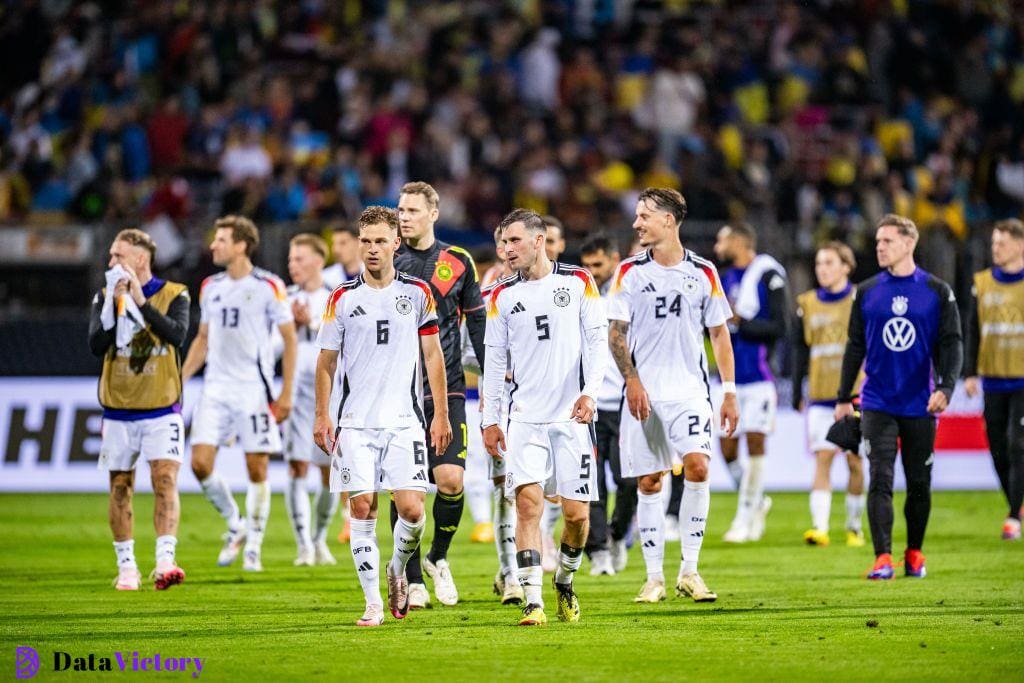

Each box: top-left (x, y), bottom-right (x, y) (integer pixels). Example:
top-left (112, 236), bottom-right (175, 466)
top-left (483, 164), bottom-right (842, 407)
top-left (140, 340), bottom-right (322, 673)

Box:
top-left (541, 215), bottom-right (564, 235)
top-left (329, 221), bottom-right (359, 239)
top-left (214, 215), bottom-right (260, 256)
top-left (290, 233), bottom-right (328, 260)
top-left (994, 218), bottom-right (1024, 240)
top-left (580, 234), bottom-right (619, 257)
top-left (819, 240), bottom-right (856, 272)
top-left (638, 187), bottom-right (687, 225)
top-left (725, 222), bottom-right (757, 250)
top-left (499, 208), bottom-right (546, 235)
top-left (114, 228), bottom-right (156, 263)
top-left (358, 205), bottom-right (400, 233)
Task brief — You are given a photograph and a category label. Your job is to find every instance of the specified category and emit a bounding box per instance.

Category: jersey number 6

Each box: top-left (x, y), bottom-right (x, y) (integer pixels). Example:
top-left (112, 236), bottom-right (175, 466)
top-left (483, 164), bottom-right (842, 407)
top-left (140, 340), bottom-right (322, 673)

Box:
top-left (376, 320), bottom-right (389, 345)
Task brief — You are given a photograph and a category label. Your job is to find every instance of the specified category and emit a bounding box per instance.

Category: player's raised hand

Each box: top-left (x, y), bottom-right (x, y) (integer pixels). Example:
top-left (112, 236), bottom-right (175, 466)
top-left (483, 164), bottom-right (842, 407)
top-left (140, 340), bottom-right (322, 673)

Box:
top-left (720, 393), bottom-right (739, 438)
top-left (927, 390), bottom-right (949, 414)
top-left (625, 376), bottom-right (651, 422)
top-left (313, 413), bottom-right (335, 454)
top-left (291, 299), bottom-right (311, 326)
top-left (430, 414), bottom-right (452, 455)
top-left (271, 394), bottom-right (292, 423)
top-left (483, 424), bottom-right (506, 459)
top-left (571, 394), bottom-right (596, 423)
top-left (121, 264), bottom-right (146, 305)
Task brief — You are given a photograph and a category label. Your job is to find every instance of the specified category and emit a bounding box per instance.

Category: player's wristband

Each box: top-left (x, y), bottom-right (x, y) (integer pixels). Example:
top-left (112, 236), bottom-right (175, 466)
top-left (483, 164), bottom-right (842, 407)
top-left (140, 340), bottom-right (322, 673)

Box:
top-left (721, 381), bottom-right (737, 395)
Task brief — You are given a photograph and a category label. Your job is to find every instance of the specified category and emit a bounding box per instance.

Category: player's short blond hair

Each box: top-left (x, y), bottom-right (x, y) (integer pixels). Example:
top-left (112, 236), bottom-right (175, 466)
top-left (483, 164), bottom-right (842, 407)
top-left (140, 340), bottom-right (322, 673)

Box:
top-left (993, 218), bottom-right (1024, 240)
top-left (358, 206), bottom-right (399, 233)
top-left (400, 181), bottom-right (440, 210)
top-left (214, 215), bottom-right (260, 256)
top-left (819, 241), bottom-right (856, 272)
top-left (877, 213), bottom-right (919, 242)
top-left (289, 233), bottom-right (327, 260)
top-left (114, 228), bottom-right (156, 263)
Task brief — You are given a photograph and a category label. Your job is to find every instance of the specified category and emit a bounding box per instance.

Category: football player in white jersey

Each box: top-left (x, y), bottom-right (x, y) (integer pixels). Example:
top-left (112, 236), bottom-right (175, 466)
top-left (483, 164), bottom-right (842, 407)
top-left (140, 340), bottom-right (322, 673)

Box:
top-left (278, 233), bottom-right (342, 567)
top-left (313, 206), bottom-right (452, 628)
top-left (482, 209), bottom-right (608, 626)
top-left (182, 215), bottom-right (297, 572)
top-left (607, 188), bottom-right (739, 604)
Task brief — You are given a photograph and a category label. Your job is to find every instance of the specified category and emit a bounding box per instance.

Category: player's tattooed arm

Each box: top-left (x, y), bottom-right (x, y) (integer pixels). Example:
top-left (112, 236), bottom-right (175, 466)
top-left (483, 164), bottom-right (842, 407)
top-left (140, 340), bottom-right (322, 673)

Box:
top-left (609, 320), bottom-right (637, 380)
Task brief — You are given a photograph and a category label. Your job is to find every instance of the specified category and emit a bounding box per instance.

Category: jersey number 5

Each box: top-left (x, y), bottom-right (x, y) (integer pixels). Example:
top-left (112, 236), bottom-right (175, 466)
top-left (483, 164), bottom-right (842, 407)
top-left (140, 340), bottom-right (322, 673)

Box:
top-left (535, 315), bottom-right (550, 340)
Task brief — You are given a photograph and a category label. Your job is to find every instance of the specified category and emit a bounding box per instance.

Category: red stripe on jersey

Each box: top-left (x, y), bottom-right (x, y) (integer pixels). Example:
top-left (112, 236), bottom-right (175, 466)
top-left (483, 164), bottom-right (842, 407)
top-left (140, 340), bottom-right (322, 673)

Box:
top-left (611, 261), bottom-right (637, 293)
top-left (485, 277), bottom-right (518, 318)
top-left (199, 275), bottom-right (217, 302)
top-left (259, 275), bottom-right (287, 301)
top-left (566, 267), bottom-right (600, 298)
top-left (698, 264), bottom-right (723, 297)
top-left (418, 323), bottom-right (439, 336)
top-left (323, 285), bottom-right (351, 321)
top-left (404, 277), bottom-right (437, 314)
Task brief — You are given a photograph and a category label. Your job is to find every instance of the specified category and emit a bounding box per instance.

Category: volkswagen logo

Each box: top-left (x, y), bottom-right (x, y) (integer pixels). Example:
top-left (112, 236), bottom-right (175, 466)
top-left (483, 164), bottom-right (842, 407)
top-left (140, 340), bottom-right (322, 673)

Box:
top-left (882, 316), bottom-right (916, 352)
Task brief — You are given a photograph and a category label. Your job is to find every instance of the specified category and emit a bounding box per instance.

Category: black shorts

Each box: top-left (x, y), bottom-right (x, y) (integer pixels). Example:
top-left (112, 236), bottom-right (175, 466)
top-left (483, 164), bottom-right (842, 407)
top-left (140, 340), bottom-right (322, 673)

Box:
top-left (425, 395), bottom-right (467, 471)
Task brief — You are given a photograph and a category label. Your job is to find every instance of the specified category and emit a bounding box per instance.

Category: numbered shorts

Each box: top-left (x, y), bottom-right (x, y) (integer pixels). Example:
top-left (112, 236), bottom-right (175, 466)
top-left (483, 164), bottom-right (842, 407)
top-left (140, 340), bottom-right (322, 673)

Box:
top-left (98, 413), bottom-right (185, 471)
top-left (190, 387), bottom-right (282, 454)
top-left (329, 426), bottom-right (429, 494)
top-left (807, 404), bottom-right (851, 453)
top-left (714, 381), bottom-right (777, 436)
top-left (282, 381), bottom-right (330, 466)
top-left (503, 421), bottom-right (598, 502)
top-left (619, 400), bottom-right (714, 478)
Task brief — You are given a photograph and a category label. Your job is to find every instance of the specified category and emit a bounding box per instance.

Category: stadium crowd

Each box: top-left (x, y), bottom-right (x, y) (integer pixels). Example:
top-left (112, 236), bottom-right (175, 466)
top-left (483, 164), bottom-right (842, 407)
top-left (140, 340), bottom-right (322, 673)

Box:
top-left (2, 0), bottom-right (1022, 269)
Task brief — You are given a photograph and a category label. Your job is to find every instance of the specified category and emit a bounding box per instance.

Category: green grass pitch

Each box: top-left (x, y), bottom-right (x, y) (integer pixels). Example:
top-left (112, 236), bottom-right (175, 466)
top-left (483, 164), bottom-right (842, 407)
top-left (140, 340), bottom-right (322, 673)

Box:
top-left (2, 491), bottom-right (1021, 681)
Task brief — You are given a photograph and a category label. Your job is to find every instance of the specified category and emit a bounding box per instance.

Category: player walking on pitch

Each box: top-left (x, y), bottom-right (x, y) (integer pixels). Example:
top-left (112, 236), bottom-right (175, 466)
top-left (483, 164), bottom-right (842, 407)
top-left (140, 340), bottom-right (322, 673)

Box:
top-left (314, 206), bottom-right (452, 627)
top-left (965, 218), bottom-right (1024, 540)
top-left (608, 188), bottom-right (738, 604)
top-left (279, 234), bottom-right (340, 566)
top-left (89, 229), bottom-right (191, 590)
top-left (482, 209), bottom-right (608, 626)
top-left (792, 242), bottom-right (866, 547)
top-left (393, 181), bottom-right (487, 608)
top-left (836, 214), bottom-right (962, 579)
top-left (182, 216), bottom-right (297, 572)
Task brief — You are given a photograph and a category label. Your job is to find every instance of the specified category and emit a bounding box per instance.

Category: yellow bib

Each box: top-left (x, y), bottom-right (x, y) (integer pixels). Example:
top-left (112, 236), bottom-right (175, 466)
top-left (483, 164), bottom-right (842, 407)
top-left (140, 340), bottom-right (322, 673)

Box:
top-left (797, 288), bottom-right (862, 402)
top-left (973, 269), bottom-right (1024, 378)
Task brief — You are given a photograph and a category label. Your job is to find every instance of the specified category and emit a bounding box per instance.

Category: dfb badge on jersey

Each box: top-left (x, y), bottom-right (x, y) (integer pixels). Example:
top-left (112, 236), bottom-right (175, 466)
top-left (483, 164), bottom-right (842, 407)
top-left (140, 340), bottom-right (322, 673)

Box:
top-left (553, 287), bottom-right (571, 307)
top-left (395, 295), bottom-right (413, 315)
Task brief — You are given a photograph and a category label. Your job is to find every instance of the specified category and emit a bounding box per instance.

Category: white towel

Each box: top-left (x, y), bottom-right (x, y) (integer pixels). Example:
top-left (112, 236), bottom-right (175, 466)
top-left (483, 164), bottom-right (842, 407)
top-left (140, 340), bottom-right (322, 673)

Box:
top-left (100, 265), bottom-right (146, 348)
top-left (733, 254), bottom-right (786, 320)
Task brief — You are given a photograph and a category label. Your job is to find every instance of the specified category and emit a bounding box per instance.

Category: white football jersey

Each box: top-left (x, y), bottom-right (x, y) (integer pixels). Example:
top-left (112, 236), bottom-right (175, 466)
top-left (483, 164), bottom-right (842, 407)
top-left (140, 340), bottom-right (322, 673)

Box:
top-left (317, 272), bottom-right (438, 429)
top-left (484, 263), bottom-right (606, 424)
top-left (200, 267), bottom-right (292, 392)
top-left (323, 262), bottom-right (364, 289)
top-left (607, 249), bottom-right (732, 403)
top-left (597, 278), bottom-right (626, 413)
top-left (284, 283), bottom-right (332, 383)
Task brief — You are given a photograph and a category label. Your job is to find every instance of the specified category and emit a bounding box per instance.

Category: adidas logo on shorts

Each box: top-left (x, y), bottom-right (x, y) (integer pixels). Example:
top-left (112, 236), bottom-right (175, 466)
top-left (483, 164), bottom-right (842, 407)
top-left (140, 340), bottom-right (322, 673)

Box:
top-left (574, 484), bottom-right (589, 495)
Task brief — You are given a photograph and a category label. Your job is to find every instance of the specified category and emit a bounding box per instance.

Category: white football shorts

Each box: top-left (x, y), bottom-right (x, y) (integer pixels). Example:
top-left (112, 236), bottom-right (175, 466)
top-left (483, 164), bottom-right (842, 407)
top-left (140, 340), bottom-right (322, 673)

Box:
top-left (619, 399), bottom-right (714, 478)
top-left (502, 420), bottom-right (598, 502)
top-left (98, 413), bottom-right (185, 471)
top-left (329, 426), bottom-right (429, 494)
top-left (190, 383), bottom-right (283, 454)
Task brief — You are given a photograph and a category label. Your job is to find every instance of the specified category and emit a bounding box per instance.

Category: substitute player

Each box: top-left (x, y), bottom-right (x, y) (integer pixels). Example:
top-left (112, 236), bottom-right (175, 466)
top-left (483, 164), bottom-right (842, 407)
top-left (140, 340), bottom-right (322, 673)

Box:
top-left (182, 215), bottom-right (297, 572)
top-left (836, 214), bottom-right (962, 579)
top-left (965, 218), bottom-right (1024, 540)
top-left (714, 223), bottom-right (789, 543)
top-left (482, 209), bottom-right (608, 626)
top-left (279, 234), bottom-right (340, 566)
top-left (608, 188), bottom-right (738, 604)
top-left (313, 206), bottom-right (451, 627)
top-left (792, 242), bottom-right (866, 547)
top-left (89, 229), bottom-right (190, 591)
top-left (394, 181), bottom-right (487, 608)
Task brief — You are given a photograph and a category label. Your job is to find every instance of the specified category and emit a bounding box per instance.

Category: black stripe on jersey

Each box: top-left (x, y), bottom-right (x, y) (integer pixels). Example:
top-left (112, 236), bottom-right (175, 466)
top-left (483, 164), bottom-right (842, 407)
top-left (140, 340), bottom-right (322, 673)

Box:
top-left (698, 351), bottom-right (713, 409)
top-left (508, 364), bottom-right (520, 417)
top-left (685, 250), bottom-right (715, 269)
top-left (257, 359), bottom-right (274, 405)
top-left (337, 373), bottom-right (350, 423)
top-left (410, 375), bottom-right (426, 429)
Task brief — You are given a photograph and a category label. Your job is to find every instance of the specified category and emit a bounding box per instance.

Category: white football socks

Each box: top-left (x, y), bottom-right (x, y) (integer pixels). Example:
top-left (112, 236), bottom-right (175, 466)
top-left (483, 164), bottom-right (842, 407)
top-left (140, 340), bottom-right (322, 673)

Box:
top-left (810, 489), bottom-right (832, 532)
top-left (113, 539), bottom-right (137, 570)
top-left (155, 535), bottom-right (177, 566)
top-left (350, 518), bottom-right (382, 607)
top-left (244, 481), bottom-right (271, 552)
top-left (846, 493), bottom-right (865, 532)
top-left (680, 479), bottom-right (709, 575)
top-left (554, 543), bottom-right (583, 586)
top-left (313, 487), bottom-right (339, 545)
top-left (390, 515), bottom-right (424, 574)
top-left (284, 474), bottom-right (313, 551)
top-left (726, 458), bottom-right (745, 489)
top-left (493, 487), bottom-right (517, 579)
top-left (200, 473), bottom-right (241, 532)
top-left (516, 554), bottom-right (544, 607)
top-left (637, 491), bottom-right (665, 582)
top-left (736, 456), bottom-right (765, 525)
